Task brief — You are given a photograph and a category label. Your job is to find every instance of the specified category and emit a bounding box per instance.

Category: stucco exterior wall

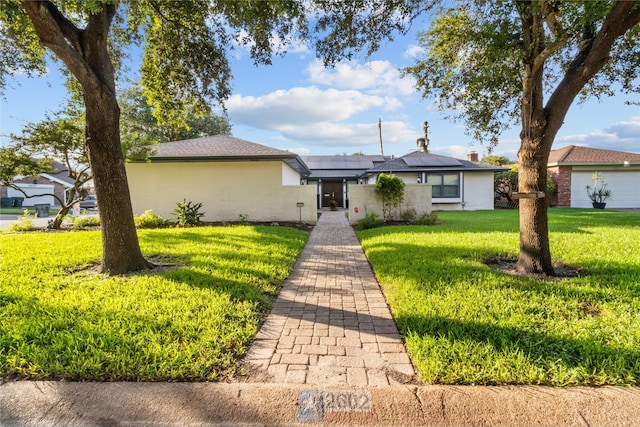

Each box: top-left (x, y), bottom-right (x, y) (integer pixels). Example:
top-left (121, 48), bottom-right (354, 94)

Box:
top-left (570, 167), bottom-right (640, 208)
top-left (372, 171), bottom-right (496, 211)
top-left (281, 163), bottom-right (301, 185)
top-left (126, 161), bottom-right (317, 223)
top-left (460, 172), bottom-right (496, 210)
top-left (347, 184), bottom-right (432, 224)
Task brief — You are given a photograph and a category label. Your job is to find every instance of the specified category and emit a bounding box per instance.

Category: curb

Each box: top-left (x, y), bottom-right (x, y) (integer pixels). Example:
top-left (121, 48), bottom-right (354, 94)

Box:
top-left (2, 382), bottom-right (639, 426)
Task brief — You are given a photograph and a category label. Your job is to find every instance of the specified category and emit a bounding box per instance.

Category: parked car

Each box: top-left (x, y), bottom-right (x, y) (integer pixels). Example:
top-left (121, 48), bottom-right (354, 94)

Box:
top-left (79, 195), bottom-right (98, 209)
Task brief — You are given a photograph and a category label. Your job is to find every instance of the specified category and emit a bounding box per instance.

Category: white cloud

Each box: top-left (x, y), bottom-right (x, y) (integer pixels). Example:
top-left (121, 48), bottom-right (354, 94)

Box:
top-left (227, 86), bottom-right (398, 129)
top-left (554, 116), bottom-right (640, 153)
top-left (288, 147), bottom-right (311, 155)
top-left (275, 121), bottom-right (416, 147)
top-left (404, 44), bottom-right (425, 59)
top-left (306, 59), bottom-right (415, 96)
top-left (231, 30), bottom-right (310, 59)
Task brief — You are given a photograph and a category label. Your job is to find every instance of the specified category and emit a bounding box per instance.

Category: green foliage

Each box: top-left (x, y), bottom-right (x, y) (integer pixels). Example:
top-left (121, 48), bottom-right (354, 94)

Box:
top-left (237, 214), bottom-right (249, 225)
top-left (119, 85), bottom-right (232, 161)
top-left (0, 226), bottom-right (308, 380)
top-left (481, 155), bottom-right (512, 166)
top-left (8, 210), bottom-right (36, 232)
top-left (359, 209), bottom-right (640, 385)
top-left (495, 168), bottom-right (556, 201)
top-left (375, 173), bottom-right (405, 221)
top-left (134, 210), bottom-right (166, 229)
top-left (172, 199), bottom-right (205, 227)
top-left (72, 216), bottom-right (101, 228)
top-left (404, 2), bottom-right (640, 146)
top-left (355, 212), bottom-right (384, 231)
top-left (586, 172), bottom-right (613, 204)
top-left (0, 146), bottom-right (51, 186)
top-left (411, 212), bottom-right (438, 226)
top-left (2, 106), bottom-right (91, 229)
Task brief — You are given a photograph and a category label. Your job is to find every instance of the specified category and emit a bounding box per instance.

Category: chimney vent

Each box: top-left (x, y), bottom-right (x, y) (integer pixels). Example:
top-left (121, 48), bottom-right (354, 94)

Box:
top-left (467, 151), bottom-right (479, 162)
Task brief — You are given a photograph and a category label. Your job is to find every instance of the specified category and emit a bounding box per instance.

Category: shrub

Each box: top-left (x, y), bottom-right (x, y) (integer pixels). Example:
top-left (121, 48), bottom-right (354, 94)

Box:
top-left (411, 212), bottom-right (438, 226)
top-left (355, 212), bottom-right (384, 231)
top-left (375, 173), bottom-right (405, 221)
top-left (401, 208), bottom-right (417, 222)
top-left (172, 199), bottom-right (204, 227)
top-left (72, 215), bottom-right (101, 228)
top-left (9, 210), bottom-right (36, 232)
top-left (134, 210), bottom-right (166, 228)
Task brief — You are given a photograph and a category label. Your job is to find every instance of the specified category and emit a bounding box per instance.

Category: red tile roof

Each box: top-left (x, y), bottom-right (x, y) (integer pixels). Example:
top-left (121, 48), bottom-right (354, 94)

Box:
top-left (548, 145), bottom-right (640, 165)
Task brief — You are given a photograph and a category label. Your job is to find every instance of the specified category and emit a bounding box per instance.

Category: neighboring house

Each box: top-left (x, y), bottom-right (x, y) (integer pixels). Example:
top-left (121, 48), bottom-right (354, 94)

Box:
top-left (126, 135), bottom-right (318, 223)
top-left (1, 161), bottom-right (79, 207)
top-left (301, 155), bottom-right (388, 209)
top-left (548, 145), bottom-right (640, 208)
top-left (361, 150), bottom-right (507, 211)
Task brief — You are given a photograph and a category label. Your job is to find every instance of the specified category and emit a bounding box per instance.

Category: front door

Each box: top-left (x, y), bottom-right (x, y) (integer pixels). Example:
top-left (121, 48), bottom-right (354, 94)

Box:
top-left (322, 181), bottom-right (343, 208)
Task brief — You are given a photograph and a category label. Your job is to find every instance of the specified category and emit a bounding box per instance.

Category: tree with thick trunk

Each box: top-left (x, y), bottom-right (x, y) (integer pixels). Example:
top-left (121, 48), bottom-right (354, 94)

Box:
top-left (405, 1), bottom-right (640, 275)
top-left (19, 2), bottom-right (150, 273)
top-left (1, 1), bottom-right (314, 274)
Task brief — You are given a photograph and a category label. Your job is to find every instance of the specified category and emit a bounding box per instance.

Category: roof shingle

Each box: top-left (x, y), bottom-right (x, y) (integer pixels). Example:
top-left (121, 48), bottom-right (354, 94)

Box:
top-left (548, 145), bottom-right (640, 164)
top-left (150, 135), bottom-right (297, 159)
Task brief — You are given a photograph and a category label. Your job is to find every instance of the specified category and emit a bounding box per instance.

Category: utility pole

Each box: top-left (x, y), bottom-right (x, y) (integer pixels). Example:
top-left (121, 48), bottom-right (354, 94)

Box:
top-left (378, 118), bottom-right (384, 156)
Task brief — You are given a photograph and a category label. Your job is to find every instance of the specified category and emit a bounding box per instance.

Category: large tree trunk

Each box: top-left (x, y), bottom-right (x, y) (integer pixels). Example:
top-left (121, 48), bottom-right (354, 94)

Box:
top-left (515, 6), bottom-right (555, 276)
top-left (85, 87), bottom-right (152, 274)
top-left (21, 1), bottom-right (151, 274)
top-left (516, 138), bottom-right (554, 275)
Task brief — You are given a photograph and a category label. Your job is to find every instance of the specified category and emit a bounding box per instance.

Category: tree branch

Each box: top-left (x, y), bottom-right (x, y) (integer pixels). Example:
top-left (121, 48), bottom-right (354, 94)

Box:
top-left (546, 1), bottom-right (640, 137)
top-left (19, 1), bottom-right (96, 87)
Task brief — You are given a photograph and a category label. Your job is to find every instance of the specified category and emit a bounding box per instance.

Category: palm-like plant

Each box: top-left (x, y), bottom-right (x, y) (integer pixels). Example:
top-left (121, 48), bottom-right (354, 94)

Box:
top-left (586, 172), bottom-right (612, 204)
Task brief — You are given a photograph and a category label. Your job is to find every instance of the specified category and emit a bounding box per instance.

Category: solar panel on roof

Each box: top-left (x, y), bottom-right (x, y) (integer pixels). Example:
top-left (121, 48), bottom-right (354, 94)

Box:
top-left (302, 156), bottom-right (377, 169)
top-left (403, 156), bottom-right (463, 167)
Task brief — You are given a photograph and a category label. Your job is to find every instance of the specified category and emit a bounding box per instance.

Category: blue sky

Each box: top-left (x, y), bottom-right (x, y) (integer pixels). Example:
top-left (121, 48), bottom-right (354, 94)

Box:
top-left (2, 23), bottom-right (639, 161)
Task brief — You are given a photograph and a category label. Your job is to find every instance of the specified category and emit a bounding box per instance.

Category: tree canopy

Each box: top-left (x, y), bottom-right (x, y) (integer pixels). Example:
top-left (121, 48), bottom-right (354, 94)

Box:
top-left (119, 86), bottom-right (232, 161)
top-left (405, 1), bottom-right (640, 275)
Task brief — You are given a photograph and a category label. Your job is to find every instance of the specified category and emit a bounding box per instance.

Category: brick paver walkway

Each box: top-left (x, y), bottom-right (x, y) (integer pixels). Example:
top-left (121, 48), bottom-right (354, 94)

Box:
top-left (244, 210), bottom-right (415, 386)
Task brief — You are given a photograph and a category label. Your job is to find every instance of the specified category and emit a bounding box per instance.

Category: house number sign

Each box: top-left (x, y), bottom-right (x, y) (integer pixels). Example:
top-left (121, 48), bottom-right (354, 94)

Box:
top-left (298, 389), bottom-right (372, 422)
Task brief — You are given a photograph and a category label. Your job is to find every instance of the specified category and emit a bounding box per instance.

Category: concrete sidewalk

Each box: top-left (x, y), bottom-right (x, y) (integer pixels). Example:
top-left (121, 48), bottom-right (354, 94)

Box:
top-left (2, 209), bottom-right (640, 425)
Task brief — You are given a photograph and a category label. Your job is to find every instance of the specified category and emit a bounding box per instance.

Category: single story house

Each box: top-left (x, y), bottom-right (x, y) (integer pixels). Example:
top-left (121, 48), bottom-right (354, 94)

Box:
top-left (361, 150), bottom-right (507, 211)
top-left (300, 155), bottom-right (388, 209)
top-left (548, 145), bottom-right (640, 208)
top-left (126, 135), bottom-right (318, 223)
top-left (1, 161), bottom-right (79, 207)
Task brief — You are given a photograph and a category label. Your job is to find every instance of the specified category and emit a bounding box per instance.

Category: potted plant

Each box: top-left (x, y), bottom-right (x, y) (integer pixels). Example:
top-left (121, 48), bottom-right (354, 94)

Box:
top-left (586, 172), bottom-right (612, 209)
top-left (329, 198), bottom-right (338, 211)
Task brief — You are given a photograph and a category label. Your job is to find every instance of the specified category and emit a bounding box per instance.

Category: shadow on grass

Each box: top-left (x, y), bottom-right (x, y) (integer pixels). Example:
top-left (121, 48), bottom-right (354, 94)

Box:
top-left (394, 313), bottom-right (640, 384)
top-left (419, 208), bottom-right (639, 235)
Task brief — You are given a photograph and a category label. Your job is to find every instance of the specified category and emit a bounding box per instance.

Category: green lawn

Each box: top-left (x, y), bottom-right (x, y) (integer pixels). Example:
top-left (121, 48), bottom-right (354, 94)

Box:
top-left (0, 226), bottom-right (307, 381)
top-left (358, 209), bottom-right (640, 386)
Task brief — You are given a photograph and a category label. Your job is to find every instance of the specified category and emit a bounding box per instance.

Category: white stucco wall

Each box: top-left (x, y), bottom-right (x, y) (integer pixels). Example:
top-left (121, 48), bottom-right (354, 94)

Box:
top-left (571, 168), bottom-right (640, 208)
top-left (348, 184), bottom-right (432, 224)
top-left (460, 171), bottom-right (497, 210)
top-left (282, 163), bottom-right (301, 185)
top-left (126, 160), bottom-right (317, 223)
top-left (372, 171), bottom-right (496, 211)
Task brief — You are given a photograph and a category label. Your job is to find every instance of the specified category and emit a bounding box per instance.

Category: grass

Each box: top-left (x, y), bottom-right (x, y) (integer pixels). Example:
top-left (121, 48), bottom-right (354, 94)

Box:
top-left (0, 225), bottom-right (307, 381)
top-left (358, 208), bottom-right (640, 386)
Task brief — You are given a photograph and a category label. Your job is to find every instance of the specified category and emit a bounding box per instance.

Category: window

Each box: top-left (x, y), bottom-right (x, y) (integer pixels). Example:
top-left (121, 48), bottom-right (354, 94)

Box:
top-left (425, 172), bottom-right (460, 198)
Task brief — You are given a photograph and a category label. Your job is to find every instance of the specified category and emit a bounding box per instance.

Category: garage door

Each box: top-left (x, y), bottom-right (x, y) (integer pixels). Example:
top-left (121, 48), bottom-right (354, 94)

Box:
top-left (571, 171), bottom-right (640, 208)
top-left (8, 184), bottom-right (55, 206)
